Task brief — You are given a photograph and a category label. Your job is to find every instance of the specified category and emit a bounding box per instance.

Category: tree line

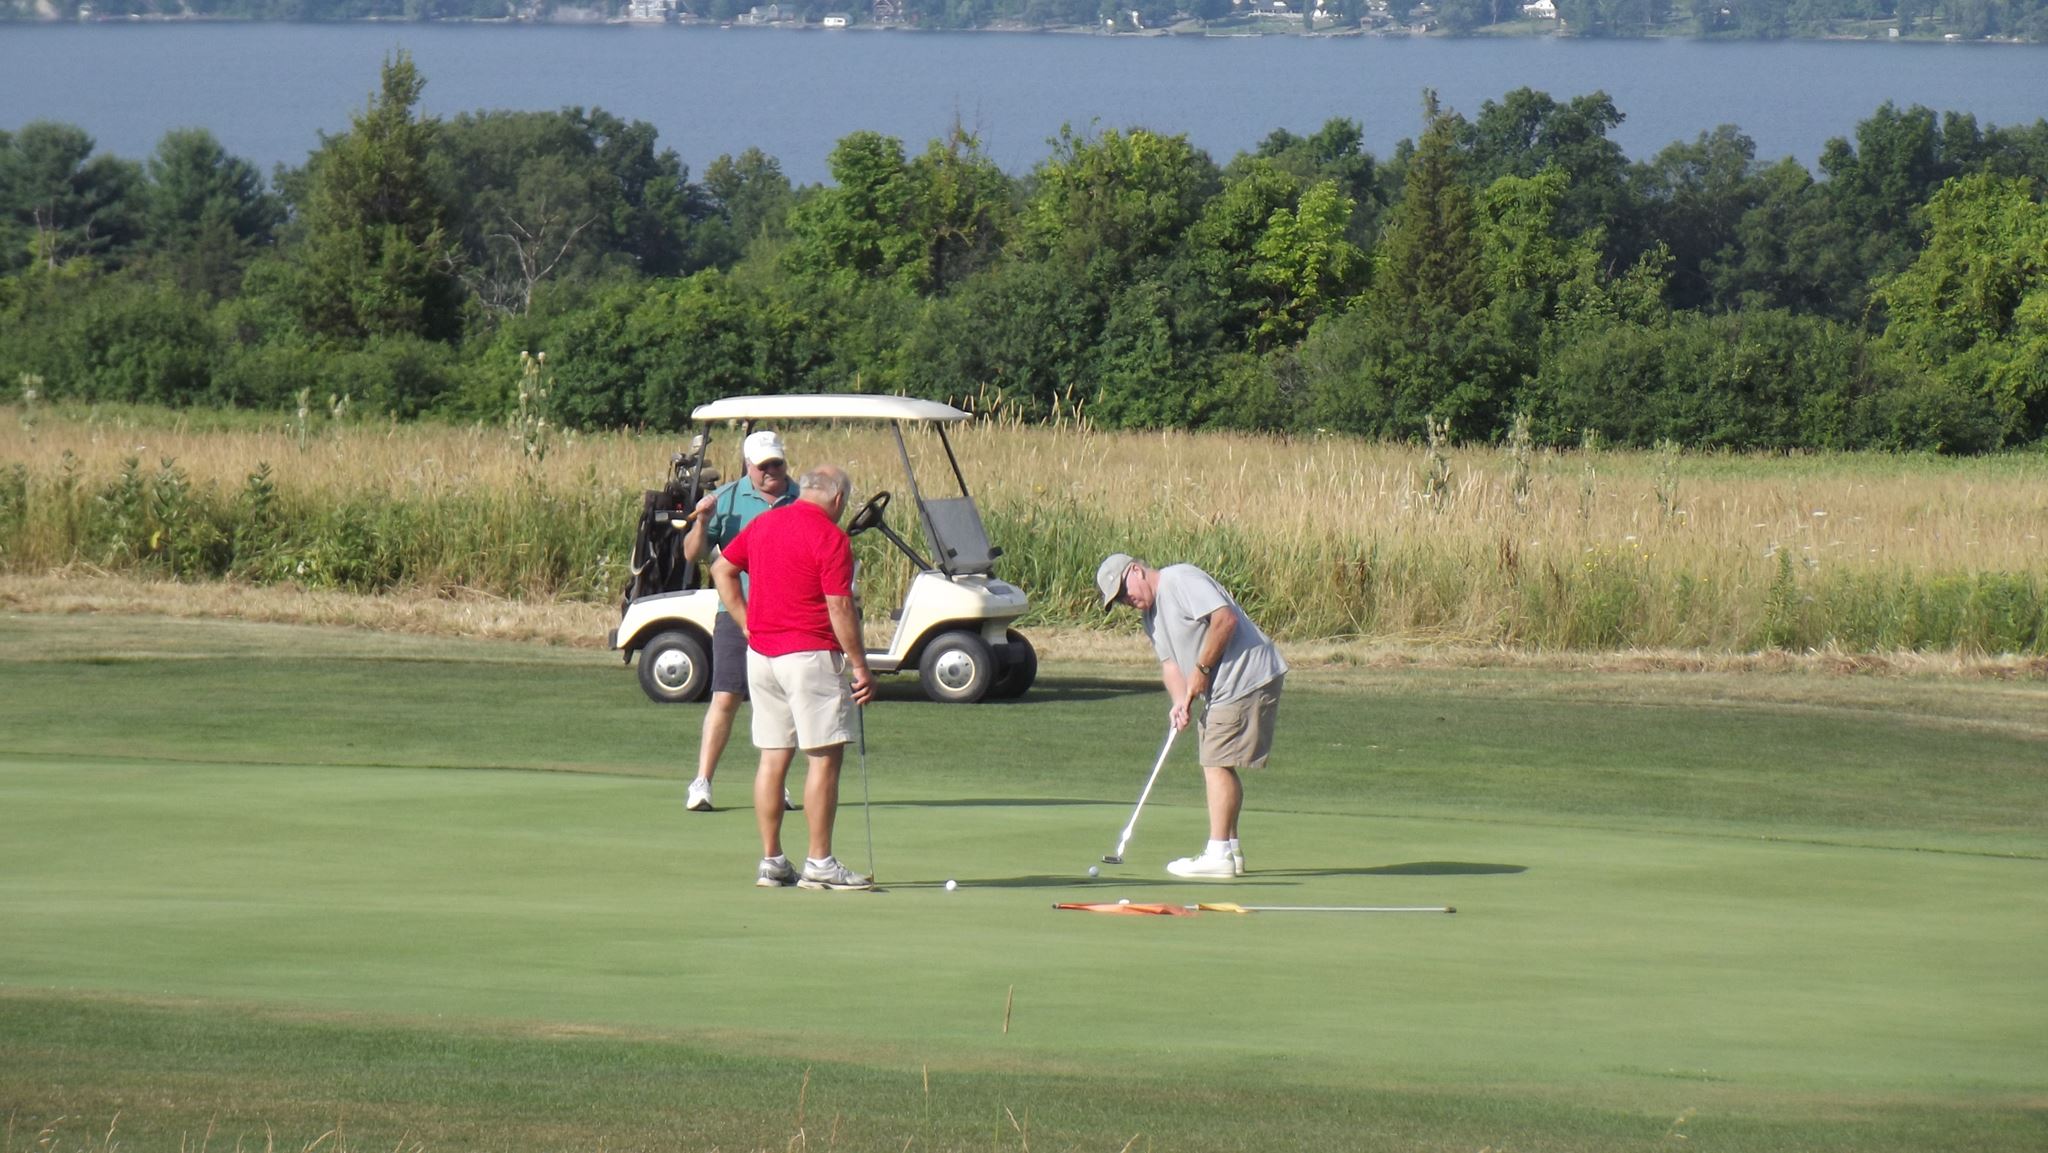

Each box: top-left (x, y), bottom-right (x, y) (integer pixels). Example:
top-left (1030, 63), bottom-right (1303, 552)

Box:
top-left (3, 55), bottom-right (2046, 451)
top-left (6, 0), bottom-right (2047, 38)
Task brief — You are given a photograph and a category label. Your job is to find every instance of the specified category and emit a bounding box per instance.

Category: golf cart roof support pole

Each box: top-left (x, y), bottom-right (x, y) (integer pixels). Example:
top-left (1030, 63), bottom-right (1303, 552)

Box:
top-left (891, 423), bottom-right (947, 573)
top-left (935, 421), bottom-right (972, 497)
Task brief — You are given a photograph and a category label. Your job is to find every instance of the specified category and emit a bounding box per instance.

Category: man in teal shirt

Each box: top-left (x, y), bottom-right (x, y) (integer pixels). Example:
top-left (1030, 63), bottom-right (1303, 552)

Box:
top-left (681, 429), bottom-right (797, 812)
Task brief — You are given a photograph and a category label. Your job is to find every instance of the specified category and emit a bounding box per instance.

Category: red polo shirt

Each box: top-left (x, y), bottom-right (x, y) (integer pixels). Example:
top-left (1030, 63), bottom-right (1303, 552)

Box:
top-left (720, 499), bottom-right (854, 657)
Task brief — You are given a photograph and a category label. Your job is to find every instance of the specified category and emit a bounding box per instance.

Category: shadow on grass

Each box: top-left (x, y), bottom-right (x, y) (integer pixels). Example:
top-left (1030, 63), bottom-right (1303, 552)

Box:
top-left (1253, 861), bottom-right (1527, 877)
top-left (886, 874), bottom-right (1107, 890)
top-left (863, 676), bottom-right (1155, 705)
top-left (880, 862), bottom-right (1522, 890)
top-left (878, 797), bottom-right (1105, 809)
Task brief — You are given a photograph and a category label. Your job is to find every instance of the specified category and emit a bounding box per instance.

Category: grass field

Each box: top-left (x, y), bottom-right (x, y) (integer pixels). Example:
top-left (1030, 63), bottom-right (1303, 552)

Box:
top-left (3, 613), bottom-right (2046, 1151)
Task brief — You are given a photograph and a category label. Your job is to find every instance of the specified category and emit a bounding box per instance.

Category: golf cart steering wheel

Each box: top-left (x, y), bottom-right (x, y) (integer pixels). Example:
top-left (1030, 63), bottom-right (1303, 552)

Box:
top-left (847, 490), bottom-right (892, 536)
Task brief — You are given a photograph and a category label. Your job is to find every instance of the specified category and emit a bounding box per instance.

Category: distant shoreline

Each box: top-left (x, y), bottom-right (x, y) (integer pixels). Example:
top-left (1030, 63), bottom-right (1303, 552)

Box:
top-left (9, 13), bottom-right (2041, 44)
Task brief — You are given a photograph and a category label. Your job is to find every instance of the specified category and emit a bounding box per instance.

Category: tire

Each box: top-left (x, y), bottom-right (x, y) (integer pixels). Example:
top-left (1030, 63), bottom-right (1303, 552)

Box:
top-left (989, 630), bottom-right (1037, 700)
top-left (917, 629), bottom-right (997, 704)
top-left (637, 629), bottom-right (711, 704)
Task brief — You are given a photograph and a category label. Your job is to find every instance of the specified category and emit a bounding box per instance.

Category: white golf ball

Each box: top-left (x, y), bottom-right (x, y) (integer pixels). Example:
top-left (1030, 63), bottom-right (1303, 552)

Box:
top-left (1118, 898), bottom-right (1131, 906)
top-left (944, 879), bottom-right (957, 891)
top-left (1087, 866), bottom-right (1100, 878)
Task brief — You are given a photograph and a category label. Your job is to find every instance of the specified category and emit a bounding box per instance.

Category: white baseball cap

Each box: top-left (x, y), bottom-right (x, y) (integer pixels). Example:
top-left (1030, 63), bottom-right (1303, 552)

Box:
top-left (742, 430), bottom-right (786, 466)
top-left (1095, 553), bottom-right (1137, 611)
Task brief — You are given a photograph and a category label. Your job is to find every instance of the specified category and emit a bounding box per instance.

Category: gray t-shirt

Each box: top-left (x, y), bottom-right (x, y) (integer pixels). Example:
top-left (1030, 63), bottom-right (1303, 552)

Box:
top-left (1142, 564), bottom-right (1287, 706)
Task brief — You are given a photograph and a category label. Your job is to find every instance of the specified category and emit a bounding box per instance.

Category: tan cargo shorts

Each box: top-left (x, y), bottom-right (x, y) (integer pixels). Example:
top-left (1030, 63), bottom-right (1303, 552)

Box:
top-left (1199, 675), bottom-right (1283, 770)
top-left (747, 649), bottom-right (854, 751)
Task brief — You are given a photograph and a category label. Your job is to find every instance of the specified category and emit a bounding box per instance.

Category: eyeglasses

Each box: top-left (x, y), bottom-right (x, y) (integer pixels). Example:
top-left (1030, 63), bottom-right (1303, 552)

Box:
top-left (753, 459), bottom-right (786, 470)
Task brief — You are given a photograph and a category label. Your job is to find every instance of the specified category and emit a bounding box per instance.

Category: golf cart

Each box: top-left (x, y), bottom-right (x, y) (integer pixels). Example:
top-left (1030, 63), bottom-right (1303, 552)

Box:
top-left (610, 394), bottom-right (1036, 705)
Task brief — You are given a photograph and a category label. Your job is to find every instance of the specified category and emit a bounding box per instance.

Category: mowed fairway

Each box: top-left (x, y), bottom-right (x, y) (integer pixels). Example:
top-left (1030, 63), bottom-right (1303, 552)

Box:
top-left (2, 615), bottom-right (2045, 1152)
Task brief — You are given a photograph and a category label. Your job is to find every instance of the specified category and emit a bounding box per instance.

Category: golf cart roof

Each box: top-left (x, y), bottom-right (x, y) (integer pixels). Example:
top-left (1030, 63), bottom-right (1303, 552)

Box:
top-left (691, 394), bottom-right (970, 424)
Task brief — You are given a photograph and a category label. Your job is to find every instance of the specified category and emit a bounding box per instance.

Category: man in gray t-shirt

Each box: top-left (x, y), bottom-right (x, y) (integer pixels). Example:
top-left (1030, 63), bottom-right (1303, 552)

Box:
top-left (1095, 553), bottom-right (1287, 880)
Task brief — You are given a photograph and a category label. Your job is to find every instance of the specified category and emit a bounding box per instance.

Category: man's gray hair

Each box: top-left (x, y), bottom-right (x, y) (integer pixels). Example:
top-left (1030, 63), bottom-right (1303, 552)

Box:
top-left (798, 464), bottom-right (851, 502)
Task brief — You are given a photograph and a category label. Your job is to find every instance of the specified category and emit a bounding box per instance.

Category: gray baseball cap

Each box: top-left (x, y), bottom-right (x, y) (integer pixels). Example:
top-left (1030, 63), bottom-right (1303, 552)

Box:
top-left (1095, 553), bottom-right (1136, 611)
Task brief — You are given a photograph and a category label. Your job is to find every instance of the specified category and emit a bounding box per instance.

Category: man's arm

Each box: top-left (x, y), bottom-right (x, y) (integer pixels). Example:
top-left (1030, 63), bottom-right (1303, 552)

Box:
top-left (1188, 605), bottom-right (1237, 701)
top-left (824, 594), bottom-right (875, 704)
top-left (1164, 606), bottom-right (1235, 730)
top-left (1162, 659), bottom-right (1193, 731)
top-left (681, 491), bottom-right (720, 562)
top-left (711, 555), bottom-right (747, 635)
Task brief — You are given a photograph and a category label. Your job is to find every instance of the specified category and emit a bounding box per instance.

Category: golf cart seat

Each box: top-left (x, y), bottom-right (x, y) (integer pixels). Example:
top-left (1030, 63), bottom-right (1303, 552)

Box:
top-left (919, 496), bottom-right (1003, 576)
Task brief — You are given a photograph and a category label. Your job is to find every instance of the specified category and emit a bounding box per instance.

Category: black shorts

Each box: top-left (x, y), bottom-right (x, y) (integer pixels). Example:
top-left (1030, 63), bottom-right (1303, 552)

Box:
top-left (711, 613), bottom-right (750, 697)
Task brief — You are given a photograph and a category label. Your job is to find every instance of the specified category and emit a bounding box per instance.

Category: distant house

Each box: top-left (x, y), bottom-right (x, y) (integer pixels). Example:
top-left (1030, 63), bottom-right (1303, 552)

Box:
top-left (1521, 0), bottom-right (1555, 16)
top-left (737, 3), bottom-right (785, 22)
top-left (625, 0), bottom-right (674, 21)
top-left (821, 11), bottom-right (850, 25)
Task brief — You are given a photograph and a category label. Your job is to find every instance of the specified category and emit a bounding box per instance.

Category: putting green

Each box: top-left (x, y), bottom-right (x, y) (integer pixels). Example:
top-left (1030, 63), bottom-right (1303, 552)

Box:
top-left (1, 614), bottom-right (2044, 1150)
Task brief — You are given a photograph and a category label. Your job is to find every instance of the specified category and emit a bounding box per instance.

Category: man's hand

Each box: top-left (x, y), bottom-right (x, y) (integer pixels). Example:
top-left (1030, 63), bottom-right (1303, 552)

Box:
top-left (711, 555), bottom-right (747, 632)
top-left (1169, 692), bottom-right (1194, 732)
top-left (683, 492), bottom-right (720, 562)
top-left (849, 663), bottom-right (876, 705)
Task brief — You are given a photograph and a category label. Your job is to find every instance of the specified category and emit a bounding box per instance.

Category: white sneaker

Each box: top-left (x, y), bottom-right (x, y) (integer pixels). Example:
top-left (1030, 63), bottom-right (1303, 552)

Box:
top-left (756, 856), bottom-right (797, 888)
top-left (1166, 852), bottom-right (1237, 879)
top-left (797, 856), bottom-right (874, 891)
top-left (1232, 850), bottom-right (1247, 877)
top-left (783, 788), bottom-right (799, 812)
top-left (686, 777), bottom-right (713, 812)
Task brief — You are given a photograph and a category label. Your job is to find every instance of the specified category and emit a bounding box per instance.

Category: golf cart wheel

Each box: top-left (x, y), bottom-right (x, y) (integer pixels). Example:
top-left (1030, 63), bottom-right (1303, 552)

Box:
top-left (918, 630), bottom-right (996, 704)
top-left (637, 629), bottom-right (711, 704)
top-left (989, 630), bottom-right (1037, 700)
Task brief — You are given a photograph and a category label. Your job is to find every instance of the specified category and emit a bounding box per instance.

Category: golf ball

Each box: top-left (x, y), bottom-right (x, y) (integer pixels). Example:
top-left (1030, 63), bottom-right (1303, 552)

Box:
top-left (944, 879), bottom-right (957, 891)
top-left (1118, 898), bottom-right (1131, 906)
top-left (1087, 866), bottom-right (1100, 878)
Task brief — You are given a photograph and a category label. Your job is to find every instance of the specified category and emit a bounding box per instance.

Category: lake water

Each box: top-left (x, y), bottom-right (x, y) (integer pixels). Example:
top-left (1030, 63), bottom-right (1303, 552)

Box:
top-left (3, 23), bottom-right (2046, 183)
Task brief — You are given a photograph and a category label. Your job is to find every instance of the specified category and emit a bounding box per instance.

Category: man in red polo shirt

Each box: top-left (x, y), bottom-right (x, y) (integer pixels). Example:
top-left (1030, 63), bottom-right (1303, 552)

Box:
top-left (712, 463), bottom-right (877, 891)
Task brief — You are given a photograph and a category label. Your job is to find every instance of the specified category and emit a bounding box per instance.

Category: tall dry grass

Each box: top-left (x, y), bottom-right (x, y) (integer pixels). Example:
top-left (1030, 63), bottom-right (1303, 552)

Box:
top-left (3, 404), bottom-right (2044, 652)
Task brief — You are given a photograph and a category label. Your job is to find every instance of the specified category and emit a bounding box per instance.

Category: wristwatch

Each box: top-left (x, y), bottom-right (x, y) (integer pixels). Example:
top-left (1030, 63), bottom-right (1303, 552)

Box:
top-left (1197, 662), bottom-right (1217, 679)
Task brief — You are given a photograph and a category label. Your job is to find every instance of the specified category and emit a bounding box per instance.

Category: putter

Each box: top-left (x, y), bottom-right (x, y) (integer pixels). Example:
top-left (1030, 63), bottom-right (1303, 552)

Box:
top-left (856, 704), bottom-right (875, 882)
top-left (1102, 723), bottom-right (1177, 865)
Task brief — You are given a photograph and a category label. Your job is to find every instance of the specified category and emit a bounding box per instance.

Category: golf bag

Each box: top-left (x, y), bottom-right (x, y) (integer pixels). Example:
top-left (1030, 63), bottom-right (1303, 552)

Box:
top-left (619, 434), bottom-right (720, 613)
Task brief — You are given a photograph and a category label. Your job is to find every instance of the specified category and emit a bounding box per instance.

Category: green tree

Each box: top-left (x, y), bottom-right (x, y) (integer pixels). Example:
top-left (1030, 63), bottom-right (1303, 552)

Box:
top-left (906, 126), bottom-right (1015, 294)
top-left (1243, 118), bottom-right (1384, 244)
top-left (1183, 159), bottom-right (1307, 351)
top-left (781, 130), bottom-right (922, 293)
top-left (1876, 173), bottom-right (2048, 443)
top-left (1338, 93), bottom-right (1496, 437)
top-left (1627, 126), bottom-right (1761, 312)
top-left (143, 128), bottom-right (282, 300)
top-left (0, 122), bottom-right (145, 274)
top-left (1458, 89), bottom-right (1633, 263)
top-left (1249, 180), bottom-right (1367, 350)
top-left (540, 273), bottom-right (805, 429)
top-left (700, 146), bottom-right (795, 260)
top-left (1707, 155), bottom-right (1864, 318)
top-left (1813, 102), bottom-right (1973, 323)
top-left (290, 53), bottom-right (464, 346)
top-left (1018, 125), bottom-right (1220, 286)
top-left (896, 258), bottom-right (1099, 416)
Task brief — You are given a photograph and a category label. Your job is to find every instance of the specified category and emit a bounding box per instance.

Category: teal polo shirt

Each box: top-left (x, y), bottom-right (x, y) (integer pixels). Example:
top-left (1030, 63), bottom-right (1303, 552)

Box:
top-left (707, 475), bottom-right (796, 610)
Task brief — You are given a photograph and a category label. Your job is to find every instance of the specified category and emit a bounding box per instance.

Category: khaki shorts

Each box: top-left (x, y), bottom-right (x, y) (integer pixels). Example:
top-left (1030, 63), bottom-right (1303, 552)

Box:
top-left (1199, 675), bottom-right (1283, 770)
top-left (748, 649), bottom-right (854, 751)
